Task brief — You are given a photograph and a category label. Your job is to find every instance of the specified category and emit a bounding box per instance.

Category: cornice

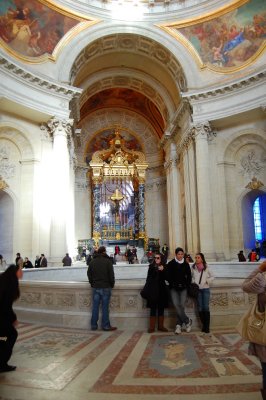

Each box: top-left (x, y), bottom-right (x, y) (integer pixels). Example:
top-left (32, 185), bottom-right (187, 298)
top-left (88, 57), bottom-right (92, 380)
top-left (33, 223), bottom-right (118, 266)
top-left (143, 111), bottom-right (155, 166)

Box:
top-left (183, 71), bottom-right (266, 102)
top-left (0, 55), bottom-right (82, 98)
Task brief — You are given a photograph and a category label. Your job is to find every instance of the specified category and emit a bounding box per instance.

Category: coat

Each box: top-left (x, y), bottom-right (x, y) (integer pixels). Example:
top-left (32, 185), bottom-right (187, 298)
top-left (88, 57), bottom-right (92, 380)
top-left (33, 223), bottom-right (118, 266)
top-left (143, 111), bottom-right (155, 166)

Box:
top-left (191, 265), bottom-right (214, 289)
top-left (144, 264), bottom-right (169, 309)
top-left (242, 267), bottom-right (266, 362)
top-left (87, 253), bottom-right (115, 288)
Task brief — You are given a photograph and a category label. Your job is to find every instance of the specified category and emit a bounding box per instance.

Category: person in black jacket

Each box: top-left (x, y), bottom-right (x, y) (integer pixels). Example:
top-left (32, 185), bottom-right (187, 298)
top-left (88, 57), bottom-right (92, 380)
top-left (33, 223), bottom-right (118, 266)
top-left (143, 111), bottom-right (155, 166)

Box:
top-left (87, 246), bottom-right (117, 331)
top-left (166, 247), bottom-right (192, 335)
top-left (0, 264), bottom-right (23, 372)
top-left (144, 253), bottom-right (169, 333)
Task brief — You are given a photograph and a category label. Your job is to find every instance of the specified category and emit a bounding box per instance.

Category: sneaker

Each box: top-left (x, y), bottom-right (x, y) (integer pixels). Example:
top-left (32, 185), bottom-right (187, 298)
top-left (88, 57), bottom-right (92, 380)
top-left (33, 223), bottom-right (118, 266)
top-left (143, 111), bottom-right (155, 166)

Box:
top-left (185, 319), bottom-right (192, 333)
top-left (174, 324), bottom-right (182, 334)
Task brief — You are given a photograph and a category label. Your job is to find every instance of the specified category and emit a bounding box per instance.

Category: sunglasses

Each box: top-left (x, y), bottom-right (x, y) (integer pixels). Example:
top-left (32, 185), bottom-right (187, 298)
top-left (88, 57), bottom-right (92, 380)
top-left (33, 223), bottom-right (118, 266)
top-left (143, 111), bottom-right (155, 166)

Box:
top-left (154, 256), bottom-right (161, 259)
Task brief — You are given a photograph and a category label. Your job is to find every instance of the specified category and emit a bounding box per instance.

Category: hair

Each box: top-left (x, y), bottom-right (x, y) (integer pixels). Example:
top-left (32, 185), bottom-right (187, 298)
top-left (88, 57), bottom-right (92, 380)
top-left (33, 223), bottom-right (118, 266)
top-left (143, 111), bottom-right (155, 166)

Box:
top-left (193, 252), bottom-right (207, 270)
top-left (175, 247), bottom-right (184, 254)
top-left (97, 246), bottom-right (106, 254)
top-left (0, 264), bottom-right (20, 302)
top-left (153, 252), bottom-right (165, 266)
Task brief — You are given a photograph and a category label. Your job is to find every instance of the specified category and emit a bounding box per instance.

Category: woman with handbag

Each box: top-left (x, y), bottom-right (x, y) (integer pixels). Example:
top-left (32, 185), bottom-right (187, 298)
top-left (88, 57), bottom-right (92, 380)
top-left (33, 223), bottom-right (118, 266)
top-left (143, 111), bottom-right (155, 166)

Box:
top-left (242, 260), bottom-right (266, 399)
top-left (191, 253), bottom-right (214, 334)
top-left (143, 253), bottom-right (169, 333)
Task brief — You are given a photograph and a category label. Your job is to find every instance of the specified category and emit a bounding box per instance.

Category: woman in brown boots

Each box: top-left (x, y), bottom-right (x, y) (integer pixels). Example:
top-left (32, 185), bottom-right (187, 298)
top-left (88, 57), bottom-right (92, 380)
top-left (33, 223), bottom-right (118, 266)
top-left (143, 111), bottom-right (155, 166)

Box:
top-left (143, 253), bottom-right (169, 333)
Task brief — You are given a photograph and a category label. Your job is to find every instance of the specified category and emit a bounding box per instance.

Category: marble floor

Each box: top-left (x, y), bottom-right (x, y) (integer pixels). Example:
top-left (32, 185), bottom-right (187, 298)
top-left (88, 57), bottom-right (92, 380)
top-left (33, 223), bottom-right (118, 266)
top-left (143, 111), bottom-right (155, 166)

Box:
top-left (0, 323), bottom-right (262, 400)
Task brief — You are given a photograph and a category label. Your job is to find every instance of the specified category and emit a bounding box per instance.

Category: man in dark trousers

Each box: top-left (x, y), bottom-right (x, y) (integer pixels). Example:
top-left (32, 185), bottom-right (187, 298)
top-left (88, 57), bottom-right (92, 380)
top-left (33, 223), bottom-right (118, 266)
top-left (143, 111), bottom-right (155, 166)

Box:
top-left (87, 246), bottom-right (117, 331)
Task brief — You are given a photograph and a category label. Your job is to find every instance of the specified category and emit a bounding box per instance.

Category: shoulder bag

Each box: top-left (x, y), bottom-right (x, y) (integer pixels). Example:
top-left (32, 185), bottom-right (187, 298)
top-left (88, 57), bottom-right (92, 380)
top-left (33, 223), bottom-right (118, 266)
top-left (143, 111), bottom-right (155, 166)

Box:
top-left (188, 269), bottom-right (203, 299)
top-left (236, 295), bottom-right (266, 345)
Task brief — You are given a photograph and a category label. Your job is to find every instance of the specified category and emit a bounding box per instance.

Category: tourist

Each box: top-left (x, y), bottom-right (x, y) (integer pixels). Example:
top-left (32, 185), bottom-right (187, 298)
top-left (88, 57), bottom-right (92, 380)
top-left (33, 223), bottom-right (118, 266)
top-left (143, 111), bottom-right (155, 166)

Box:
top-left (166, 247), bottom-right (192, 334)
top-left (87, 246), bottom-right (117, 331)
top-left (15, 253), bottom-right (23, 269)
top-left (23, 257), bottom-right (33, 269)
top-left (39, 254), bottom-right (47, 267)
top-left (185, 253), bottom-right (194, 263)
top-left (126, 248), bottom-right (134, 264)
top-left (191, 253), bottom-right (214, 334)
top-left (34, 255), bottom-right (40, 268)
top-left (248, 249), bottom-right (257, 262)
top-left (62, 253), bottom-right (72, 266)
top-left (242, 260), bottom-right (266, 399)
top-left (255, 240), bottom-right (261, 261)
top-left (161, 243), bottom-right (169, 264)
top-left (237, 250), bottom-right (246, 262)
top-left (144, 253), bottom-right (168, 333)
top-left (0, 264), bottom-right (23, 373)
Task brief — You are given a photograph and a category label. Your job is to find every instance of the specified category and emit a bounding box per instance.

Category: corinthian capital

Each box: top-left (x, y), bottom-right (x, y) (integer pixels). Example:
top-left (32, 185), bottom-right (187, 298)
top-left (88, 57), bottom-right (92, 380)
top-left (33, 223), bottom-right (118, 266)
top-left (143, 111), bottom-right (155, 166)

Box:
top-left (41, 117), bottom-right (73, 139)
top-left (192, 122), bottom-right (216, 142)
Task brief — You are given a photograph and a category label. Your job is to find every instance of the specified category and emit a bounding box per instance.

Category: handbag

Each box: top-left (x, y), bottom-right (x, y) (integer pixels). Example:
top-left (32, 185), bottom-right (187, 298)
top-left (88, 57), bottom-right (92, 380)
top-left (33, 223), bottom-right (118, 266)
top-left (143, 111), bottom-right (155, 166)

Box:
top-left (140, 273), bottom-right (159, 303)
top-left (236, 296), bottom-right (266, 345)
top-left (188, 269), bottom-right (203, 299)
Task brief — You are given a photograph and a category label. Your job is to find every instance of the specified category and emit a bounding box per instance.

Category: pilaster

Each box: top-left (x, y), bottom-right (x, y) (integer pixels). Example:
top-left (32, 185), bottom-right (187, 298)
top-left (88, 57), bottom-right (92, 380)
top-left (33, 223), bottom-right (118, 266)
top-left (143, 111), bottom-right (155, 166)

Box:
top-left (193, 122), bottom-right (216, 260)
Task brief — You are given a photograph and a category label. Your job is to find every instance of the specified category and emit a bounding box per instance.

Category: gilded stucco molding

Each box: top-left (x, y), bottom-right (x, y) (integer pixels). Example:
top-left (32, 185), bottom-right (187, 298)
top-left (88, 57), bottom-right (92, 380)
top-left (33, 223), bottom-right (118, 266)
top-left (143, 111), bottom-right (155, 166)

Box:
top-left (0, 56), bottom-right (82, 98)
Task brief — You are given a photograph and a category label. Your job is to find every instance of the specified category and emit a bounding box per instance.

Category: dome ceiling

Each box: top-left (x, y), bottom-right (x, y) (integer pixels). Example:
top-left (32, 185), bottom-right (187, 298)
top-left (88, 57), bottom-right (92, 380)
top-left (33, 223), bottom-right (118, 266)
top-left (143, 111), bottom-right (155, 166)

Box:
top-left (72, 34), bottom-right (186, 140)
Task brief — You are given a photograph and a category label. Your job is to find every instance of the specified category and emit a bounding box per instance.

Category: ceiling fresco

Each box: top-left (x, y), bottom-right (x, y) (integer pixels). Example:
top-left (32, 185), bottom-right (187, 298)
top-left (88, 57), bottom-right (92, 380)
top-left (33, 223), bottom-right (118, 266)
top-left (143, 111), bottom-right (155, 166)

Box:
top-left (159, 0), bottom-right (266, 71)
top-left (0, 0), bottom-right (95, 60)
top-left (80, 88), bottom-right (165, 138)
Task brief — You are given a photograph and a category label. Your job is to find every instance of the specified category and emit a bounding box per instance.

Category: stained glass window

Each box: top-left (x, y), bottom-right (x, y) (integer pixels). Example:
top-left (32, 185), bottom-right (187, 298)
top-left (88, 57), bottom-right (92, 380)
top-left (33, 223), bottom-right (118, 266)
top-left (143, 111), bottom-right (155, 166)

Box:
top-left (253, 197), bottom-right (262, 241)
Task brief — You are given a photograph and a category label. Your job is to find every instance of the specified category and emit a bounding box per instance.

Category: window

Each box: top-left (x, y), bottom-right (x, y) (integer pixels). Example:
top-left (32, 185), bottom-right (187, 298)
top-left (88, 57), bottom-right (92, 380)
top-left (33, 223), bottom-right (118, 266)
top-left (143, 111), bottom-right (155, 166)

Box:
top-left (253, 197), bottom-right (263, 241)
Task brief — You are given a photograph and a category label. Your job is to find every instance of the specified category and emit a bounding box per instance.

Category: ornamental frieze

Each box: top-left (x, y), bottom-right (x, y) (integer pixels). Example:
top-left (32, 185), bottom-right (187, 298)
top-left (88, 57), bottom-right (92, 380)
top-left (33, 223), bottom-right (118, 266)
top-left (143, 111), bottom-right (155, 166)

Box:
top-left (56, 294), bottom-right (76, 308)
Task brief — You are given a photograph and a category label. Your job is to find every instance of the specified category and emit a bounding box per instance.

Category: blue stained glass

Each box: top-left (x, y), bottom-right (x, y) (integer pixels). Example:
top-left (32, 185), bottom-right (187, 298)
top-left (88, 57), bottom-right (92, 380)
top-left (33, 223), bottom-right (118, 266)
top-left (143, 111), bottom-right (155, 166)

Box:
top-left (253, 197), bottom-right (262, 241)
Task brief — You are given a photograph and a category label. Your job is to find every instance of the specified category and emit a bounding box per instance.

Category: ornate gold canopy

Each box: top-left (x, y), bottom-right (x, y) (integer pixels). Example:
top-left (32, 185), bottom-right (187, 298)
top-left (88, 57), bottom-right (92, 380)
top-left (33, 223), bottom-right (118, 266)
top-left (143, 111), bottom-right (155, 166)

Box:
top-left (89, 130), bottom-right (148, 184)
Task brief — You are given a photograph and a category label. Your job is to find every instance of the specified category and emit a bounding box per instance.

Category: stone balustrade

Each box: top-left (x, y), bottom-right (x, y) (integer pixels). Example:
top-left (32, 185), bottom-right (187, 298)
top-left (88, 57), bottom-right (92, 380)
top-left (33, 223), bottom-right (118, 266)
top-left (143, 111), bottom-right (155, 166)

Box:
top-left (14, 262), bottom-right (260, 331)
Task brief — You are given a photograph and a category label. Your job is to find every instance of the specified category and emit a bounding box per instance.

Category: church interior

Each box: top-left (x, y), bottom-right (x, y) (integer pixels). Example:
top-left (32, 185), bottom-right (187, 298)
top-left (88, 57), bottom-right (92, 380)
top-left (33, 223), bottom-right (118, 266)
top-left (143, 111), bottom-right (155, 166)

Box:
top-left (0, 0), bottom-right (266, 398)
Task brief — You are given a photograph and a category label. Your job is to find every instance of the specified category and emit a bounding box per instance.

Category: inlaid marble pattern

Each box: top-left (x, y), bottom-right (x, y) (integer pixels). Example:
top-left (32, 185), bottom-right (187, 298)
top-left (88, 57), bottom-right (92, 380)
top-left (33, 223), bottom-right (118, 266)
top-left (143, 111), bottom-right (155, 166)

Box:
top-left (0, 323), bottom-right (262, 400)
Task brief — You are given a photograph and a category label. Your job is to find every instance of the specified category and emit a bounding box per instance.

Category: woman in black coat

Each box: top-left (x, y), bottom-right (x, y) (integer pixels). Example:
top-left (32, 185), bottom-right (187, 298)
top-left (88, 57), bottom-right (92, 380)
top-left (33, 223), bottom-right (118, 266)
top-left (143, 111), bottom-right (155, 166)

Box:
top-left (0, 264), bottom-right (23, 372)
top-left (144, 253), bottom-right (169, 333)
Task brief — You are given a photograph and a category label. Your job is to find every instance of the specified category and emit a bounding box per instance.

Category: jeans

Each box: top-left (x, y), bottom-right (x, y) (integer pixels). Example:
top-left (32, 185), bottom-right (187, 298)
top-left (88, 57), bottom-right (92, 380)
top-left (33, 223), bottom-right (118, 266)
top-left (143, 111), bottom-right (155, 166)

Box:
top-left (170, 288), bottom-right (189, 325)
top-left (91, 288), bottom-right (112, 330)
top-left (197, 288), bottom-right (210, 312)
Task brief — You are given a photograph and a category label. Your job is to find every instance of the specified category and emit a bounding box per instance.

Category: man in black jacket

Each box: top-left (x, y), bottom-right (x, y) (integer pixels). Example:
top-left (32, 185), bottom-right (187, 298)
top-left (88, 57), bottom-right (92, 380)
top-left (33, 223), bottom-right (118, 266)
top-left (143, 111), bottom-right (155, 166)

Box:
top-left (166, 247), bottom-right (192, 335)
top-left (87, 246), bottom-right (117, 331)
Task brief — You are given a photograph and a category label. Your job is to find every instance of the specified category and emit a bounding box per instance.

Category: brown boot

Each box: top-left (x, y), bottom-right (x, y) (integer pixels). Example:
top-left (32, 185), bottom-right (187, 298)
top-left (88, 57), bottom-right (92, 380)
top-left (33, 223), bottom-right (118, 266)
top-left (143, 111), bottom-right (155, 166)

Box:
top-left (148, 316), bottom-right (156, 333)
top-left (158, 316), bottom-right (168, 332)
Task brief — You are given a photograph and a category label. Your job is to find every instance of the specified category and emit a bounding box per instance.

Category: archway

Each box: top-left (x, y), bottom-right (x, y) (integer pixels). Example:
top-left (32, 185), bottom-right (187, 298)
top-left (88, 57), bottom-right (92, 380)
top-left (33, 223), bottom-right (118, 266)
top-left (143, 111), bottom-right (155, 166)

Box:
top-left (242, 190), bottom-right (266, 253)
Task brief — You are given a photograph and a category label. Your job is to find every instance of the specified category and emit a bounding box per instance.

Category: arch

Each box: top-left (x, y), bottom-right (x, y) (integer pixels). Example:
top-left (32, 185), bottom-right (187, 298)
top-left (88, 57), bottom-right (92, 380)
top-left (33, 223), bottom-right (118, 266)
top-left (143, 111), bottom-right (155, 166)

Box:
top-left (241, 189), bottom-right (266, 252)
top-left (79, 109), bottom-right (164, 167)
top-left (0, 123), bottom-right (34, 160)
top-left (57, 24), bottom-right (197, 88)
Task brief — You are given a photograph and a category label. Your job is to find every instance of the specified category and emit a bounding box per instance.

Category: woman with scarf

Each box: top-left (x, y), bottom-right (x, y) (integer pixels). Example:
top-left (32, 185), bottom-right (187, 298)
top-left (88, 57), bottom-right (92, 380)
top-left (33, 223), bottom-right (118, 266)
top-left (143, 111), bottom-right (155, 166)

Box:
top-left (191, 252), bottom-right (214, 334)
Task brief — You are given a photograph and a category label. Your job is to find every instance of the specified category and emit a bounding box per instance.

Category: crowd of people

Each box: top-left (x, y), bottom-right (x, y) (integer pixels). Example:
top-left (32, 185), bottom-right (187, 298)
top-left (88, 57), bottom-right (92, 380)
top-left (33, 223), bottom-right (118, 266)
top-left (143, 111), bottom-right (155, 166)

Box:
top-left (1, 243), bottom-right (266, 399)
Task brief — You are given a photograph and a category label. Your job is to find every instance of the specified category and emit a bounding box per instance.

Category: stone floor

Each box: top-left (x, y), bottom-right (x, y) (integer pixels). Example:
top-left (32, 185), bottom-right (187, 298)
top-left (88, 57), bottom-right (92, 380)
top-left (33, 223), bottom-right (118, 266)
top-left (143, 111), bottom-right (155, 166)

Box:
top-left (0, 322), bottom-right (263, 400)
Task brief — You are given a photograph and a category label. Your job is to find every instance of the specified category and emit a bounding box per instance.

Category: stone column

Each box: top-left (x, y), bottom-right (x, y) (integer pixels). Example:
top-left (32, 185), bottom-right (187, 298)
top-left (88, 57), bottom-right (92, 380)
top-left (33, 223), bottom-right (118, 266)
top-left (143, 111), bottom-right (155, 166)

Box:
top-left (44, 117), bottom-right (73, 263)
top-left (133, 181), bottom-right (139, 238)
top-left (182, 130), bottom-right (199, 255)
top-left (138, 180), bottom-right (146, 242)
top-left (194, 122), bottom-right (215, 260)
top-left (164, 141), bottom-right (183, 256)
top-left (92, 178), bottom-right (101, 246)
